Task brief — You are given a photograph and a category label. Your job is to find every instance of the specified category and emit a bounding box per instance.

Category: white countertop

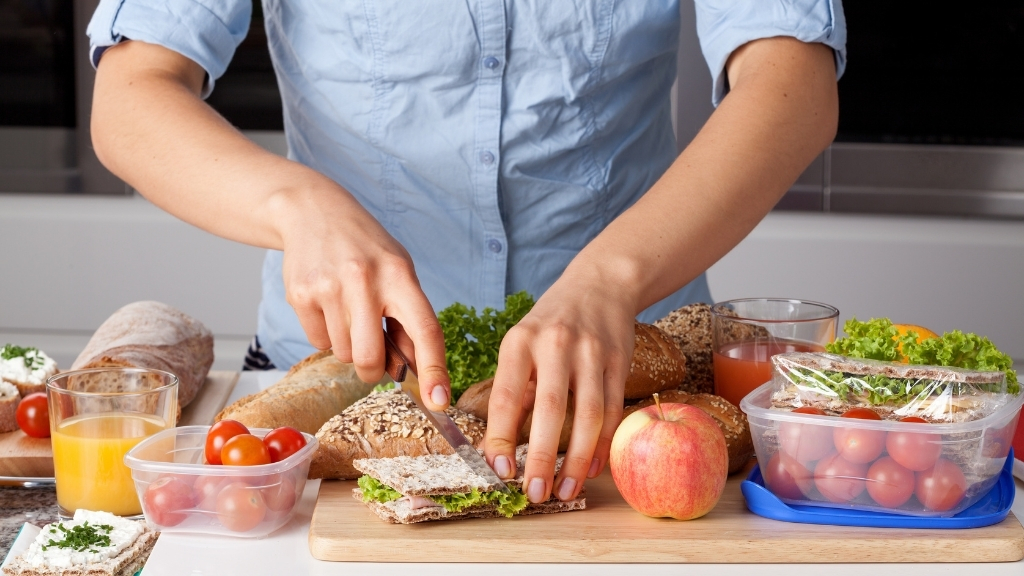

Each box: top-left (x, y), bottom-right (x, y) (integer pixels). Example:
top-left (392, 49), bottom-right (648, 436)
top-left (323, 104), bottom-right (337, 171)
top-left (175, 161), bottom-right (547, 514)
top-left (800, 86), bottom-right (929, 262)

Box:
top-left (138, 371), bottom-right (1024, 575)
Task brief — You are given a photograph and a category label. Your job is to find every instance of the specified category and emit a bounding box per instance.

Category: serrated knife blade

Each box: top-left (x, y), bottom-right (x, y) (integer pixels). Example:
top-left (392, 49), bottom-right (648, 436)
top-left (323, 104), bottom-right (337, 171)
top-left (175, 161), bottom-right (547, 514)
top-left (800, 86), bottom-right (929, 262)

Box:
top-left (382, 330), bottom-right (511, 494)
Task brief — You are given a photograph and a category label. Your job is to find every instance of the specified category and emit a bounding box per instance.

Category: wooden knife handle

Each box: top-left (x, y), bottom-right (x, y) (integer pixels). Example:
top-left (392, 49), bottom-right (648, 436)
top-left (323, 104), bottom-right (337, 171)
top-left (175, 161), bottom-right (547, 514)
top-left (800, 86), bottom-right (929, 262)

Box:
top-left (382, 331), bottom-right (409, 383)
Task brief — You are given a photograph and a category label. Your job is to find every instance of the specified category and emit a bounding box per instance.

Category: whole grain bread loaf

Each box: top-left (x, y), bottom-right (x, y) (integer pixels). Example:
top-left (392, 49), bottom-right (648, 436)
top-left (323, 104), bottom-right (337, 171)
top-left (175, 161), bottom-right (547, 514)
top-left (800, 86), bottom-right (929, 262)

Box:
top-left (71, 301), bottom-right (213, 408)
top-left (308, 388), bottom-right (486, 480)
top-left (216, 349), bottom-right (380, 434)
top-left (625, 322), bottom-right (687, 399)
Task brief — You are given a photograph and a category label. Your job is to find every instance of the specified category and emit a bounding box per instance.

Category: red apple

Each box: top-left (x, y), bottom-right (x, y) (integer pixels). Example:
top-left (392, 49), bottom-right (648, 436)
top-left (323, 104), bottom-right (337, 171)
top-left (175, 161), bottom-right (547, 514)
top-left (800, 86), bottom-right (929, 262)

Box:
top-left (610, 402), bottom-right (728, 520)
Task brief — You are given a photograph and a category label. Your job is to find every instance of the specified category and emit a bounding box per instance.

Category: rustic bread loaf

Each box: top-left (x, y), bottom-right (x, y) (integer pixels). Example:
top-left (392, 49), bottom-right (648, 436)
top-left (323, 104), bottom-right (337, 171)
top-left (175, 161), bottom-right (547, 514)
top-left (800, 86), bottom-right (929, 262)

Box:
top-left (0, 381), bottom-right (18, 433)
top-left (623, 391), bottom-right (754, 475)
top-left (216, 349), bottom-right (380, 434)
top-left (454, 377), bottom-right (575, 451)
top-left (71, 301), bottom-right (213, 408)
top-left (309, 388), bottom-right (487, 480)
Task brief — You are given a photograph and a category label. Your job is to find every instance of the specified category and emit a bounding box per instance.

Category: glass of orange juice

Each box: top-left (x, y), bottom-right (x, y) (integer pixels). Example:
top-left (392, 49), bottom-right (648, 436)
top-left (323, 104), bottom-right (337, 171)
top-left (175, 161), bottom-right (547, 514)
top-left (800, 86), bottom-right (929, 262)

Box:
top-left (711, 298), bottom-right (839, 409)
top-left (47, 368), bottom-right (177, 518)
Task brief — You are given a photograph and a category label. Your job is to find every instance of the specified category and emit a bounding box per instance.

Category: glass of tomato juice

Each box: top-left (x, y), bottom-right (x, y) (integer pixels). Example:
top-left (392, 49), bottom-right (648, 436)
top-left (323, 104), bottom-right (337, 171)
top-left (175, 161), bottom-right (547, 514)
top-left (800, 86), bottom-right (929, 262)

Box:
top-left (47, 368), bottom-right (178, 518)
top-left (711, 298), bottom-right (839, 409)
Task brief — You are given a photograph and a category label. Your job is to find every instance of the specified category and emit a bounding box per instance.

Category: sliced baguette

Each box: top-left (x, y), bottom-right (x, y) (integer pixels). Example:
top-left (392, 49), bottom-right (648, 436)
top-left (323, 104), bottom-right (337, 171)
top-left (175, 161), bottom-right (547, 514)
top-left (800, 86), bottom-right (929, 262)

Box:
top-left (216, 350), bottom-right (380, 434)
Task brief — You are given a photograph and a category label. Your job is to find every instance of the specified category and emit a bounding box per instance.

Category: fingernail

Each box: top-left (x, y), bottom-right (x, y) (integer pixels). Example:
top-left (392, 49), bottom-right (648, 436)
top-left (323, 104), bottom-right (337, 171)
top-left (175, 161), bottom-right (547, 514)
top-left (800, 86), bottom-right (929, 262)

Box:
top-left (527, 477), bottom-right (547, 503)
top-left (557, 477), bottom-right (577, 501)
top-left (587, 458), bottom-right (601, 478)
top-left (493, 455), bottom-right (512, 479)
top-left (430, 386), bottom-right (448, 406)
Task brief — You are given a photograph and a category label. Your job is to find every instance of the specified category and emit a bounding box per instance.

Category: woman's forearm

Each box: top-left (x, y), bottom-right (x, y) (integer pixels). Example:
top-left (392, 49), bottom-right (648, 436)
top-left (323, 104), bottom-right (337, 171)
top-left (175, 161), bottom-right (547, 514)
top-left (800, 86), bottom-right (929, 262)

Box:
top-left (566, 37), bottom-right (839, 311)
top-left (91, 40), bottom-right (353, 250)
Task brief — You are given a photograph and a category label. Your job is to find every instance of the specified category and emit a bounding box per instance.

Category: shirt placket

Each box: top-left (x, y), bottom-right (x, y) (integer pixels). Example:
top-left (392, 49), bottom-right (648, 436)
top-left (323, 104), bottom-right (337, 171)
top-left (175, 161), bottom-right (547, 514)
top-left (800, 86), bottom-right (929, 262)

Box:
top-left (473, 0), bottom-right (508, 310)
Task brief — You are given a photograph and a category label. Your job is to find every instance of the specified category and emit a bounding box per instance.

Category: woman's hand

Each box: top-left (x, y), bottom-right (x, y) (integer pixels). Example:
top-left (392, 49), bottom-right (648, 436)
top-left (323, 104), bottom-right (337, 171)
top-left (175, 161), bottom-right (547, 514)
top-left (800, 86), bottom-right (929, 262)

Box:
top-left (482, 262), bottom-right (638, 503)
top-left (276, 189), bottom-right (451, 410)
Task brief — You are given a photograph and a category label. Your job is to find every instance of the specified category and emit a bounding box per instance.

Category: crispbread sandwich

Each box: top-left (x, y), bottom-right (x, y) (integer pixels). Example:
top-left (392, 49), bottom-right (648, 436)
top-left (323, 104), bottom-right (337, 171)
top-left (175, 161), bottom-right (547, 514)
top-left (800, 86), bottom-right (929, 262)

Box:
top-left (2, 510), bottom-right (158, 576)
top-left (353, 445), bottom-right (586, 524)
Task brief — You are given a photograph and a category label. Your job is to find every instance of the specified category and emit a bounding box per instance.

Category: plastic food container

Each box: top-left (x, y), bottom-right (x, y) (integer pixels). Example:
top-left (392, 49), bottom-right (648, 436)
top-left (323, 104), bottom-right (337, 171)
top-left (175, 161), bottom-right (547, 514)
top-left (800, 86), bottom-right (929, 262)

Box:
top-left (741, 381), bottom-right (1023, 517)
top-left (125, 425), bottom-right (318, 537)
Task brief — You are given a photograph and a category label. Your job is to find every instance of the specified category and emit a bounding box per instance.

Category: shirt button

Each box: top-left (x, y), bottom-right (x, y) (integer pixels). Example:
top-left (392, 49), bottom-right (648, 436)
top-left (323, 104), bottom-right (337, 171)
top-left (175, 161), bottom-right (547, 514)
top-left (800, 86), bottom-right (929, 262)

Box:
top-left (487, 239), bottom-right (503, 253)
top-left (483, 56), bottom-right (500, 70)
top-left (479, 150), bottom-right (495, 165)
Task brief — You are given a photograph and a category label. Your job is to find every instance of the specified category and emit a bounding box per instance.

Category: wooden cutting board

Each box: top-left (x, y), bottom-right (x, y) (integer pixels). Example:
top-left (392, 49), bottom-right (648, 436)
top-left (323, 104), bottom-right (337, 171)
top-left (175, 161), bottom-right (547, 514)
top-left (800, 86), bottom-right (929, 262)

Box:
top-left (0, 370), bottom-right (239, 477)
top-left (308, 469), bottom-right (1024, 563)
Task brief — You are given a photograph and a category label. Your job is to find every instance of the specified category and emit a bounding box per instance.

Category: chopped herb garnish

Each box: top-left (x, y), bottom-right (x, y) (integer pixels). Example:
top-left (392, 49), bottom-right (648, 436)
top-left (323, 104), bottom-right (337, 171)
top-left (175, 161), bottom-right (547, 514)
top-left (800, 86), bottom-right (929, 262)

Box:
top-left (41, 521), bottom-right (113, 553)
top-left (0, 344), bottom-right (46, 371)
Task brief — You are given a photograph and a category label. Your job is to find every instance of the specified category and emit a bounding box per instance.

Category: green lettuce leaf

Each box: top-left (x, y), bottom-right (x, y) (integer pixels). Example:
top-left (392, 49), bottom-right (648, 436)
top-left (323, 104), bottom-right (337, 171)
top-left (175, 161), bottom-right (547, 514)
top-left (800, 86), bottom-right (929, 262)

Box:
top-left (358, 475), bottom-right (530, 518)
top-left (825, 318), bottom-right (914, 362)
top-left (903, 330), bottom-right (1019, 395)
top-left (438, 291), bottom-right (535, 401)
top-left (357, 475), bottom-right (402, 504)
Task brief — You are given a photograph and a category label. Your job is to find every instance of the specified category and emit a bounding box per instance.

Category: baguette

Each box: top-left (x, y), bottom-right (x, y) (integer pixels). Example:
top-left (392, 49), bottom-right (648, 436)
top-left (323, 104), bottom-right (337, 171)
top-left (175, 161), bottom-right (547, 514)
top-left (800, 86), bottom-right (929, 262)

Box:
top-left (216, 350), bottom-right (380, 434)
top-left (309, 388), bottom-right (486, 480)
top-left (71, 301), bottom-right (213, 408)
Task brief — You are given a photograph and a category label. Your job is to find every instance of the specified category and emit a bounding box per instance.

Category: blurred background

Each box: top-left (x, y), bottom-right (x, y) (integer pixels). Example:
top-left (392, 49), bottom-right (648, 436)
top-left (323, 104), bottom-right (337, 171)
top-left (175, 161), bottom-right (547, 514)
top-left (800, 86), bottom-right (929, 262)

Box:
top-left (0, 0), bottom-right (1021, 370)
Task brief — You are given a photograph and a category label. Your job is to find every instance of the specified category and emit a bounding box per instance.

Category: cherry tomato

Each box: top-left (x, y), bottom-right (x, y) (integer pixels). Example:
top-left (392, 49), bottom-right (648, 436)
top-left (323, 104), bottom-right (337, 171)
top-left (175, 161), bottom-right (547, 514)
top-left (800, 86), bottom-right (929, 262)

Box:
top-left (886, 416), bottom-right (942, 471)
top-left (260, 474), bottom-right (298, 514)
top-left (143, 476), bottom-right (196, 527)
top-left (263, 427), bottom-right (307, 463)
top-left (981, 420), bottom-right (1014, 459)
top-left (833, 408), bottom-right (886, 464)
top-left (221, 434), bottom-right (272, 466)
top-left (205, 420), bottom-right (249, 465)
top-left (916, 458), bottom-right (967, 512)
top-left (16, 393), bottom-right (49, 438)
top-left (194, 475), bottom-right (231, 511)
top-left (865, 456), bottom-right (915, 508)
top-left (813, 452), bottom-right (868, 503)
top-left (216, 482), bottom-right (267, 532)
top-left (763, 452), bottom-right (814, 500)
top-left (777, 406), bottom-right (833, 463)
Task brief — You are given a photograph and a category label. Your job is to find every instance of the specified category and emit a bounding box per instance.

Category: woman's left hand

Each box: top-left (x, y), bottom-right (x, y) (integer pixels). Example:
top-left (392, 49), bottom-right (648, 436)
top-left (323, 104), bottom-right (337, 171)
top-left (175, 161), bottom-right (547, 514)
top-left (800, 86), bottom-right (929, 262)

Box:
top-left (481, 263), bottom-right (638, 504)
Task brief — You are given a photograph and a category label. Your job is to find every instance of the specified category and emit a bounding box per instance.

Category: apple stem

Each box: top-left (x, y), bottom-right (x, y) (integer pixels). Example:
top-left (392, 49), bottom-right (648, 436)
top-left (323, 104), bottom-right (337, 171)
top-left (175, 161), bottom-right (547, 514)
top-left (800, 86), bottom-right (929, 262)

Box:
top-left (653, 392), bottom-right (665, 420)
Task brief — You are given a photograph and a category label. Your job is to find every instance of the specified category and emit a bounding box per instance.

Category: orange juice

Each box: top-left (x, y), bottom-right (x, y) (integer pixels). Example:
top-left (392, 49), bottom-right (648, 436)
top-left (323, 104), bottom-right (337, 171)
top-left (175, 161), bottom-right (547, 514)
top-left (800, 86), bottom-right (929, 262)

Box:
top-left (52, 412), bottom-right (167, 516)
top-left (713, 340), bottom-right (825, 408)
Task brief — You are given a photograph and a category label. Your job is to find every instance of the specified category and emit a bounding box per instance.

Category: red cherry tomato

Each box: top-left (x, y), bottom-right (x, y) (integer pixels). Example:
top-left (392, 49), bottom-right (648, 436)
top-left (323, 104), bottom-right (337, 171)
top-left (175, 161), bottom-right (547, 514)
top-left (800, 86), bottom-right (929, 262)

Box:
top-left (263, 427), bottom-right (307, 463)
top-left (221, 434), bottom-right (272, 466)
top-left (16, 393), bottom-right (49, 438)
top-left (205, 420), bottom-right (250, 465)
top-left (260, 474), bottom-right (298, 513)
top-left (777, 406), bottom-right (833, 463)
top-left (194, 475), bottom-right (231, 511)
top-left (143, 476), bottom-right (197, 527)
top-left (813, 452), bottom-right (868, 503)
top-left (833, 408), bottom-right (886, 464)
top-left (216, 482), bottom-right (267, 532)
top-left (763, 452), bottom-right (814, 500)
top-left (865, 456), bottom-right (915, 508)
top-left (886, 416), bottom-right (942, 471)
top-left (916, 458), bottom-right (967, 512)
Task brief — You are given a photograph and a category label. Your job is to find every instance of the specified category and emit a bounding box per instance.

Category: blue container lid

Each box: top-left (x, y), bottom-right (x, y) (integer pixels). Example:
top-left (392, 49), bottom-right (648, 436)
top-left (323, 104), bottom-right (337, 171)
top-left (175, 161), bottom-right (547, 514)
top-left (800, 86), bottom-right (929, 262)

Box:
top-left (741, 449), bottom-right (1016, 529)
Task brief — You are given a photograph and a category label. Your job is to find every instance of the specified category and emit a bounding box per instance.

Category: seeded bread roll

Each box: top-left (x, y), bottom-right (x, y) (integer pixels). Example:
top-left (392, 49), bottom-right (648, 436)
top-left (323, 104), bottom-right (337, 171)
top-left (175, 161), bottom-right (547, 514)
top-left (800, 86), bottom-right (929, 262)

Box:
top-left (217, 349), bottom-right (380, 434)
top-left (454, 378), bottom-right (575, 451)
top-left (72, 301), bottom-right (213, 408)
top-left (625, 322), bottom-right (687, 399)
top-left (654, 303), bottom-right (715, 394)
top-left (623, 391), bottom-right (754, 475)
top-left (0, 381), bottom-right (18, 433)
top-left (309, 388), bottom-right (487, 480)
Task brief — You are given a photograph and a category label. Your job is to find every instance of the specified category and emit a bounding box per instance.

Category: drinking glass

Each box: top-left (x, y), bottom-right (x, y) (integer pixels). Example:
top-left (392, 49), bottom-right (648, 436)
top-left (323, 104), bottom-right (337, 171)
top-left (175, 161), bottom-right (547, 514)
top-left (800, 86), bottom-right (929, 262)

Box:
top-left (47, 368), bottom-right (178, 518)
top-left (711, 298), bottom-right (839, 409)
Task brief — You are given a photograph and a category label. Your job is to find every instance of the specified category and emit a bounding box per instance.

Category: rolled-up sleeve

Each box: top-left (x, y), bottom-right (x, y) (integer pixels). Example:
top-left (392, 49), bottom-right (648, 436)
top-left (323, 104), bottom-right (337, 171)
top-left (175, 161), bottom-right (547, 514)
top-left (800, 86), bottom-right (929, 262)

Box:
top-left (694, 0), bottom-right (847, 106)
top-left (86, 0), bottom-right (251, 98)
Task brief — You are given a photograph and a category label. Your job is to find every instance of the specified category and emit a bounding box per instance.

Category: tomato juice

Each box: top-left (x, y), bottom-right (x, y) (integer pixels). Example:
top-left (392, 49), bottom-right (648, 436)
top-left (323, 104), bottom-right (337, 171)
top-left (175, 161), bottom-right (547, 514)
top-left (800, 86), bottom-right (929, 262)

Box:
top-left (52, 412), bottom-right (168, 516)
top-left (713, 339), bottom-right (824, 408)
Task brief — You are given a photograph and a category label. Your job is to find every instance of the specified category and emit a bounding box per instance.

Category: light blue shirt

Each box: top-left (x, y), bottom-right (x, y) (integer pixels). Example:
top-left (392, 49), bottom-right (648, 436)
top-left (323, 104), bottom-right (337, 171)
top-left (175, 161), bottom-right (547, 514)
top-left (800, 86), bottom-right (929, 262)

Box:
top-left (89, 1), bottom-right (846, 369)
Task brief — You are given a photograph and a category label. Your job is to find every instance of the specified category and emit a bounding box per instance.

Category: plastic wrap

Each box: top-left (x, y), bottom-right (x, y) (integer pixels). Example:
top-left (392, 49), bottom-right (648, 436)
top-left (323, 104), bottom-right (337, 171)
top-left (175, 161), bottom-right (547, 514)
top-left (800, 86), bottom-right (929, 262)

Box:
top-left (769, 352), bottom-right (1013, 423)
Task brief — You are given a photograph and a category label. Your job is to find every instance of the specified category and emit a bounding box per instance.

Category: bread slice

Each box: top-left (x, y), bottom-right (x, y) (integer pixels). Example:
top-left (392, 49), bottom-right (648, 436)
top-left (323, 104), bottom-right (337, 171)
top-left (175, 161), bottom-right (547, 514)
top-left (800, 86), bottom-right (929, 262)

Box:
top-left (1, 527), bottom-right (158, 576)
top-left (0, 381), bottom-right (19, 433)
top-left (71, 301), bottom-right (213, 408)
top-left (353, 445), bottom-right (586, 524)
top-left (217, 350), bottom-right (381, 434)
top-left (308, 388), bottom-right (486, 480)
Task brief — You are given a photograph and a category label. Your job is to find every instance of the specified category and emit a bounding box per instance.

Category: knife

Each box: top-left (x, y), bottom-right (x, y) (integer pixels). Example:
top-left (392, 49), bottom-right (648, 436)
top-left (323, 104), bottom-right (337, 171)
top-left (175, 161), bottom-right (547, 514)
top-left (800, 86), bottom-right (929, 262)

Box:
top-left (381, 330), bottom-right (511, 494)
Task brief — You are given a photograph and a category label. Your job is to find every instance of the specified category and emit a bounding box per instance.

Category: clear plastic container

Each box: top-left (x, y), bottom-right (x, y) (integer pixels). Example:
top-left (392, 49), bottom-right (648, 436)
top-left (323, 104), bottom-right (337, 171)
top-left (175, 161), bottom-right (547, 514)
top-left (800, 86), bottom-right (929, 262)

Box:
top-left (741, 381), bottom-right (1022, 517)
top-left (124, 425), bottom-right (317, 537)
